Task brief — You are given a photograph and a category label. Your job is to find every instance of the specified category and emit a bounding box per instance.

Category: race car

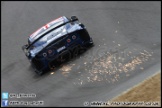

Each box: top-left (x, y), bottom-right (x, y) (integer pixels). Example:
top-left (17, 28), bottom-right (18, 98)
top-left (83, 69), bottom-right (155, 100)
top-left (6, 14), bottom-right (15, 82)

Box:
top-left (22, 16), bottom-right (93, 75)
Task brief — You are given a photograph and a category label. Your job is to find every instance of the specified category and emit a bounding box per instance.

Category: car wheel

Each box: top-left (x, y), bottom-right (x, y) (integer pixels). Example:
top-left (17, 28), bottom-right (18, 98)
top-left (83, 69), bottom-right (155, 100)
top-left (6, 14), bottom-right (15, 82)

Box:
top-left (78, 47), bottom-right (86, 54)
top-left (72, 47), bottom-right (80, 58)
top-left (35, 69), bottom-right (44, 75)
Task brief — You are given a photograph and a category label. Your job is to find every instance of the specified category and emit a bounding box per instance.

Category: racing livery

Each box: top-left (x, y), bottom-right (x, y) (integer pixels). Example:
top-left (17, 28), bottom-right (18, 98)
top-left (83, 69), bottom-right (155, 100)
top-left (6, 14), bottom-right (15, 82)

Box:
top-left (22, 16), bottom-right (93, 75)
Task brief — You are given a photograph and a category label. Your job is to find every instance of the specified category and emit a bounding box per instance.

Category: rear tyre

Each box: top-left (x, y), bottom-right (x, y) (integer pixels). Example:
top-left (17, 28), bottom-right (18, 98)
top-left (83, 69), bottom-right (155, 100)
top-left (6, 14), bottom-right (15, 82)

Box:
top-left (78, 47), bottom-right (86, 54)
top-left (72, 46), bottom-right (80, 58)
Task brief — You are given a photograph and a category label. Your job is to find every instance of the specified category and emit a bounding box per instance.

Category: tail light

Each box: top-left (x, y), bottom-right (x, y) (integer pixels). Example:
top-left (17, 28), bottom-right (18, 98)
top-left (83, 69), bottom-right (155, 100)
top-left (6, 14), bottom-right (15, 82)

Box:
top-left (48, 50), bottom-right (52, 54)
top-left (48, 49), bottom-right (55, 56)
top-left (67, 39), bottom-right (71, 43)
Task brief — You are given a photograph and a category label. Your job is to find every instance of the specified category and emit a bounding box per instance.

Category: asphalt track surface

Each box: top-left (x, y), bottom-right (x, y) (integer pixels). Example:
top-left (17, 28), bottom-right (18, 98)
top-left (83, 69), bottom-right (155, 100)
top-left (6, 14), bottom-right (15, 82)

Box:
top-left (1, 1), bottom-right (161, 107)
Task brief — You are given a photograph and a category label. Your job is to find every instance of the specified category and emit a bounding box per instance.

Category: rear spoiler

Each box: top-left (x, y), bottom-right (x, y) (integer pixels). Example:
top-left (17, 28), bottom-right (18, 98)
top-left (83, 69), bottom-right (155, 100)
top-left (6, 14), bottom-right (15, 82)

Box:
top-left (26, 16), bottom-right (78, 50)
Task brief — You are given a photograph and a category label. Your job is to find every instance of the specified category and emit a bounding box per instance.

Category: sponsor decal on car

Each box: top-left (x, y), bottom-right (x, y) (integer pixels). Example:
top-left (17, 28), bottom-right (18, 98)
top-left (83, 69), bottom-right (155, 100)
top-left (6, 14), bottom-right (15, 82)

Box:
top-left (57, 46), bottom-right (66, 52)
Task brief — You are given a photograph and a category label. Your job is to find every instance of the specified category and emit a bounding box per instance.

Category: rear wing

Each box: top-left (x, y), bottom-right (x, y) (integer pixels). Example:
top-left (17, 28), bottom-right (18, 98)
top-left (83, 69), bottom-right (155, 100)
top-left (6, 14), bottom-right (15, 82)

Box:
top-left (25, 16), bottom-right (78, 50)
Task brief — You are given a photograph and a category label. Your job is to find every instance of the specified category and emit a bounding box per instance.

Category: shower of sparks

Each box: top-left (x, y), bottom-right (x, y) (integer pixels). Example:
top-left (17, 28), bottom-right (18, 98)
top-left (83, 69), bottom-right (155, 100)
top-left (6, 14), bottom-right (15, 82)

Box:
top-left (59, 47), bottom-right (152, 86)
top-left (60, 65), bottom-right (72, 72)
top-left (126, 74), bottom-right (130, 77)
top-left (118, 21), bottom-right (120, 24)
top-left (144, 50), bottom-right (152, 56)
top-left (140, 67), bottom-right (144, 70)
top-left (115, 30), bottom-right (118, 33)
top-left (118, 44), bottom-right (121, 46)
top-left (59, 64), bottom-right (75, 77)
top-left (80, 80), bottom-right (83, 85)
top-left (62, 71), bottom-right (69, 74)
top-left (50, 72), bottom-right (55, 75)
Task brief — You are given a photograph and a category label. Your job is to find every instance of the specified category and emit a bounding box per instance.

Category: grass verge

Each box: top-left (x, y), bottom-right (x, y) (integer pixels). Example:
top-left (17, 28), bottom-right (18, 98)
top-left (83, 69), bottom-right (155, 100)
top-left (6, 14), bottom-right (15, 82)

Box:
top-left (107, 72), bottom-right (161, 107)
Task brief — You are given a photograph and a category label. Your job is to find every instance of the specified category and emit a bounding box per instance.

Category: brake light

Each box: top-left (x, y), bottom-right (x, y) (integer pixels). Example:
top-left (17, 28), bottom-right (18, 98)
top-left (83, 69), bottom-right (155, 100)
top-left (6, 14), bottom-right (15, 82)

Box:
top-left (48, 50), bottom-right (52, 54)
top-left (67, 39), bottom-right (71, 43)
